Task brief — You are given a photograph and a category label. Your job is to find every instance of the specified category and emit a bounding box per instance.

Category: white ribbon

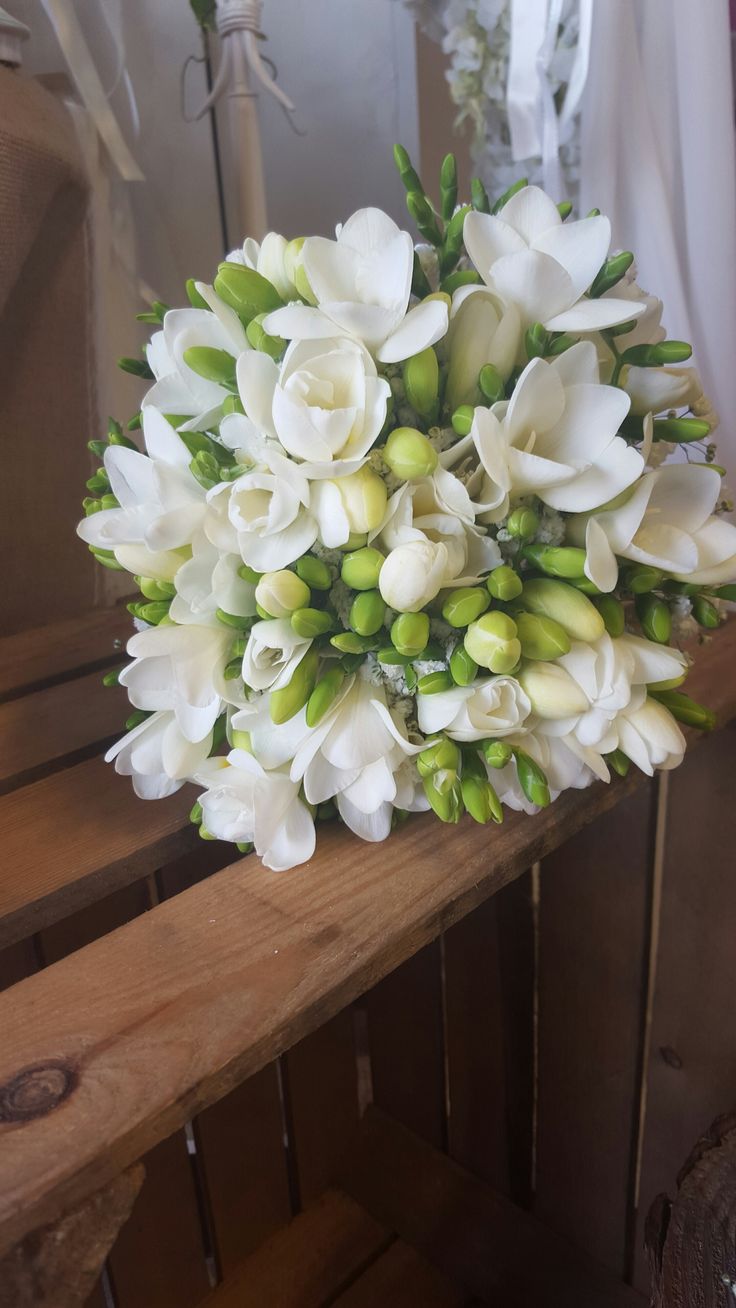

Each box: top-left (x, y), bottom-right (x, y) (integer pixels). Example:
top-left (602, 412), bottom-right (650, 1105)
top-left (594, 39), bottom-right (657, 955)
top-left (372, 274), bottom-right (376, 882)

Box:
top-left (506, 0), bottom-right (593, 198)
top-left (39, 0), bottom-right (144, 182)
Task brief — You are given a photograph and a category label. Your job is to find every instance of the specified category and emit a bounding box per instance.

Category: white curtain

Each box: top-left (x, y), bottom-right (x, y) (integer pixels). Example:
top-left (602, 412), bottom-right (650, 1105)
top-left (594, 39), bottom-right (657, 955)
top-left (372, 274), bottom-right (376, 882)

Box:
top-left (579, 0), bottom-right (736, 476)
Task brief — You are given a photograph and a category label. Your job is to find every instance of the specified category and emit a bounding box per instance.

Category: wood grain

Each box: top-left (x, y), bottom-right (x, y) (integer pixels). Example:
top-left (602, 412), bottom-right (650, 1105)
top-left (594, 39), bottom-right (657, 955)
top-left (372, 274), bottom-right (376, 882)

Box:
top-left (344, 1106), bottom-right (645, 1308)
top-left (0, 622), bottom-right (734, 1256)
top-left (0, 670), bottom-right (126, 794)
top-left (202, 1189), bottom-right (389, 1308)
top-left (332, 1239), bottom-right (468, 1307)
top-left (0, 756), bottom-right (196, 948)
top-left (0, 606), bottom-right (131, 702)
top-left (286, 1010), bottom-right (360, 1206)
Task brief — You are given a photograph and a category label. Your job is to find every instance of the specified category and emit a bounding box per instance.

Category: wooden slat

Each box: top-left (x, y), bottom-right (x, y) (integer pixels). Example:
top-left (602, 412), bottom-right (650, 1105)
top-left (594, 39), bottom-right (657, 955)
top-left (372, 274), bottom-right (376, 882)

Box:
top-left (0, 937), bottom-right (38, 993)
top-left (0, 671), bottom-right (126, 794)
top-left (364, 942), bottom-right (446, 1150)
top-left (286, 1010), bottom-right (360, 1206)
top-left (344, 1107), bottom-right (645, 1308)
top-left (196, 1066), bottom-right (292, 1278)
top-left (444, 877), bottom-right (535, 1204)
top-left (1, 624), bottom-right (735, 1256)
top-left (633, 723), bottom-right (736, 1291)
top-left (534, 781), bottom-right (656, 1275)
top-left (0, 606), bottom-right (131, 702)
top-left (0, 756), bottom-right (196, 948)
top-left (332, 1239), bottom-right (468, 1307)
top-left (202, 1189), bottom-right (389, 1308)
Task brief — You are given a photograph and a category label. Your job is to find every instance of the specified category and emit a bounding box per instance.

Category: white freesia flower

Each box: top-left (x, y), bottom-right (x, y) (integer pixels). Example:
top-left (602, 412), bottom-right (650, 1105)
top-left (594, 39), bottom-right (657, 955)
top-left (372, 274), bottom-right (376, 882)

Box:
top-left (78, 408), bottom-right (206, 554)
top-left (378, 539), bottom-right (449, 612)
top-left (237, 337), bottom-right (390, 473)
top-left (238, 231), bottom-right (294, 300)
top-left (463, 186), bottom-right (643, 332)
top-left (144, 299), bottom-right (248, 429)
top-left (195, 752), bottom-right (316, 871)
top-left (623, 365), bottom-right (703, 417)
top-left (572, 464), bottom-right (736, 590)
top-left (445, 286), bottom-right (520, 410)
top-left (106, 710), bottom-right (213, 799)
top-left (121, 622), bottom-right (232, 742)
top-left (376, 477), bottom-right (501, 589)
top-left (465, 342), bottom-right (640, 520)
top-left (169, 534), bottom-right (257, 625)
top-left (242, 619), bottom-right (312, 692)
top-left (263, 208), bottom-right (449, 363)
top-left (614, 696), bottom-right (685, 776)
top-left (489, 729), bottom-right (606, 814)
top-left (417, 675), bottom-right (531, 741)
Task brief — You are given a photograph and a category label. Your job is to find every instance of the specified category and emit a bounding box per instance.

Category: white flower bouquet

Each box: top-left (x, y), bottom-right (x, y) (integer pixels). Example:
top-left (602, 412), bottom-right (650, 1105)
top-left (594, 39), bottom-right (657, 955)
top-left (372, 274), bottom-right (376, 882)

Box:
top-left (78, 148), bottom-right (736, 871)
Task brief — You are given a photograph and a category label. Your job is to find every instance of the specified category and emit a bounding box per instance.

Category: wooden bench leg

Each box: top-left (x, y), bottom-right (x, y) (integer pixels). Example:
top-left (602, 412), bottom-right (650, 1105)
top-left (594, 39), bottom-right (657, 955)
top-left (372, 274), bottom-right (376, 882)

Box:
top-left (0, 1163), bottom-right (144, 1308)
top-left (646, 1112), bottom-right (736, 1307)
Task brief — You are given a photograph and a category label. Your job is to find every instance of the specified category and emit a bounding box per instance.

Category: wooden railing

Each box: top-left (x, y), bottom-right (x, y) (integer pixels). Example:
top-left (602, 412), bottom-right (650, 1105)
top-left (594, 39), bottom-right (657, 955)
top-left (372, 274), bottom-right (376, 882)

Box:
top-left (1, 608), bottom-right (735, 1307)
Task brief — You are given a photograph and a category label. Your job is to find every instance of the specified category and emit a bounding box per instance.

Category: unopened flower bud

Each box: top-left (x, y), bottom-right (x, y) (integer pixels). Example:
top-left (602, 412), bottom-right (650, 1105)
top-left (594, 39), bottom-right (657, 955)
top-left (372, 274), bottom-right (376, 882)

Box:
top-left (291, 607), bottom-right (333, 639)
top-left (594, 595), bottom-right (625, 638)
top-left (255, 570), bottom-right (310, 618)
top-left (478, 363), bottom-right (504, 404)
top-left (423, 772), bottom-right (463, 823)
top-left (139, 577), bottom-right (175, 602)
top-left (514, 748), bottom-right (551, 807)
top-left (182, 346), bottom-right (236, 387)
top-left (442, 586), bottom-right (490, 628)
top-left (515, 612), bottom-right (571, 661)
top-left (350, 590), bottom-right (386, 637)
top-left (464, 612), bottom-right (521, 673)
top-left (417, 737), bottom-right (461, 778)
top-left (341, 546), bottom-right (385, 590)
top-left (692, 595), bottom-right (720, 629)
top-left (330, 632), bottom-right (378, 654)
top-left (246, 313), bottom-right (285, 360)
top-left (606, 748), bottom-right (630, 777)
top-left (522, 543), bottom-right (587, 579)
top-left (650, 689), bottom-right (716, 731)
top-left (379, 540), bottom-right (448, 612)
top-left (525, 322), bottom-right (549, 359)
top-left (624, 564), bottom-right (664, 594)
top-left (521, 579), bottom-right (605, 642)
top-left (517, 663), bottom-right (589, 719)
top-left (449, 645), bottom-right (478, 686)
top-left (635, 593), bottom-right (672, 644)
top-left (418, 670), bottom-right (454, 694)
top-left (335, 466), bottom-right (387, 534)
top-left (482, 740), bottom-right (513, 769)
top-left (238, 563), bottom-right (262, 584)
top-left (391, 611), bottom-right (430, 657)
top-left (462, 772), bottom-right (503, 824)
top-left (507, 507), bottom-right (539, 540)
top-left (295, 555), bottom-right (332, 591)
top-left (214, 262), bottom-right (283, 323)
top-left (383, 427), bottom-right (438, 481)
top-left (403, 349), bottom-right (439, 423)
top-left (452, 405), bottom-right (474, 437)
top-left (306, 667), bottom-right (345, 727)
top-left (487, 565), bottom-right (523, 601)
top-left (269, 649), bottom-right (319, 724)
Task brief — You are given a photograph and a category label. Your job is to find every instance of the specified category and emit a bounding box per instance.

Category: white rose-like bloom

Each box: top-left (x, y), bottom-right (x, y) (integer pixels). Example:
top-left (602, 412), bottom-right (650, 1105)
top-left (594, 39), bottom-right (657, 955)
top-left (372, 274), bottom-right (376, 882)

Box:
top-left (144, 297), bottom-right (248, 430)
top-left (614, 696), bottom-right (685, 776)
top-left (169, 534), bottom-right (257, 625)
top-left (106, 710), bottom-right (213, 799)
top-left (572, 463), bottom-right (736, 592)
top-left (376, 478), bottom-right (501, 586)
top-left (463, 186), bottom-right (644, 332)
top-left (378, 539), bottom-right (450, 612)
top-left (78, 407), bottom-right (206, 555)
top-left (242, 619), bottom-right (312, 692)
top-left (236, 338), bottom-right (391, 474)
top-left (466, 342), bottom-right (640, 521)
top-left (445, 286), bottom-right (521, 411)
top-left (623, 365), bottom-right (704, 418)
top-left (195, 752), bottom-right (316, 871)
top-left (120, 623), bottom-right (232, 743)
top-left (417, 676), bottom-right (531, 742)
top-left (263, 207), bottom-right (449, 364)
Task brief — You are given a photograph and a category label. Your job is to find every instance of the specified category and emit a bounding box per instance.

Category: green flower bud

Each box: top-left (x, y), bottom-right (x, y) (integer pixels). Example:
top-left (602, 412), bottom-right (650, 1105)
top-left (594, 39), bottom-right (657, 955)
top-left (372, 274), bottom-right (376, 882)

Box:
top-left (330, 632), bottom-right (378, 654)
top-left (605, 748), bottom-right (631, 777)
top-left (336, 466), bottom-right (388, 533)
top-left (653, 417), bottom-right (711, 444)
top-left (383, 426), bottom-right (438, 480)
top-left (412, 250), bottom-right (432, 299)
top-left (451, 405), bottom-right (475, 437)
top-left (423, 772), bottom-right (464, 823)
top-left (514, 748), bottom-right (550, 808)
top-left (417, 737), bottom-right (461, 778)
top-left (391, 611), bottom-right (430, 657)
top-left (269, 649), bottom-right (319, 724)
top-left (557, 200), bottom-right (573, 220)
top-left (506, 506), bottom-right (539, 540)
top-left (522, 543), bottom-right (587, 579)
top-left (230, 728), bottom-right (251, 750)
top-left (117, 354), bottom-right (154, 379)
top-left (185, 279), bottom-right (209, 309)
top-left (525, 322), bottom-right (549, 360)
top-left (350, 590), bottom-right (386, 636)
top-left (291, 607), bottom-right (333, 639)
top-left (238, 563), bottom-right (262, 584)
top-left (406, 191), bottom-right (443, 246)
top-left (375, 647), bottom-right (412, 667)
top-left (449, 645), bottom-right (478, 686)
top-left (246, 313), bottom-right (285, 359)
top-left (306, 667), bottom-right (346, 727)
top-left (589, 251), bottom-right (634, 298)
top-left (217, 607), bottom-right (250, 629)
top-left (461, 773), bottom-right (503, 824)
top-left (102, 667), bottom-right (123, 687)
top-left (189, 800), bottom-right (203, 825)
top-left (515, 612), bottom-right (571, 661)
top-left (224, 658), bottom-right (244, 680)
top-left (418, 670), bottom-right (454, 694)
top-left (517, 662), bottom-right (590, 718)
top-left (464, 611), bottom-right (521, 673)
top-left (635, 593), bottom-right (672, 644)
top-left (547, 333), bottom-right (576, 356)
top-left (440, 268), bottom-right (481, 296)
top-left (213, 262), bottom-right (283, 323)
top-left (520, 579), bottom-right (605, 642)
top-left (442, 586), bottom-right (490, 628)
top-left (482, 740), bottom-right (513, 769)
top-left (403, 349), bottom-right (439, 423)
top-left (295, 555), bottom-right (332, 591)
top-left (393, 143), bottom-right (424, 196)
top-left (649, 689), bottom-right (716, 731)
top-left (126, 709), bottom-right (150, 730)
top-left (487, 565), bottom-right (523, 602)
top-left (491, 177), bottom-right (526, 213)
top-left (478, 363), bottom-right (504, 404)
top-left (199, 825), bottom-right (217, 841)
top-left (137, 601), bottom-right (170, 625)
top-left (624, 564), bottom-right (664, 594)
top-left (712, 584), bottom-right (736, 602)
top-left (182, 346), bottom-right (236, 387)
top-left (692, 596), bottom-right (721, 629)
top-left (236, 841), bottom-right (254, 854)
top-left (341, 546), bottom-right (385, 591)
top-left (342, 532), bottom-right (369, 551)
top-left (567, 576), bottom-right (602, 596)
top-left (594, 595), bottom-right (625, 638)
top-left (139, 577), bottom-right (176, 602)
top-left (440, 151), bottom-right (458, 220)
top-left (621, 340), bottom-right (692, 366)
top-left (255, 569), bottom-right (310, 617)
top-left (471, 176), bottom-right (491, 213)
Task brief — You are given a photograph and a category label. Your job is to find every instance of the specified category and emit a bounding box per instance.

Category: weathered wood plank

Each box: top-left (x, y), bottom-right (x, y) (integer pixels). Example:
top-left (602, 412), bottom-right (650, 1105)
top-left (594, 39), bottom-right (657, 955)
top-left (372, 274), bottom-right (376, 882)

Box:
top-left (0, 756), bottom-right (196, 948)
top-left (0, 670), bottom-right (126, 794)
top-left (0, 624), bottom-right (734, 1256)
top-left (332, 1239), bottom-right (468, 1307)
top-left (202, 1189), bottom-right (389, 1308)
top-left (344, 1107), bottom-right (645, 1308)
top-left (286, 1010), bottom-right (360, 1206)
top-left (0, 606), bottom-right (131, 703)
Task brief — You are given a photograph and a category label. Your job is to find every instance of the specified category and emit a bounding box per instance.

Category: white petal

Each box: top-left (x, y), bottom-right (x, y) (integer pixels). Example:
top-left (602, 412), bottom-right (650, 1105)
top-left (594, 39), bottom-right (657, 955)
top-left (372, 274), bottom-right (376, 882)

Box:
top-left (463, 210), bottom-right (527, 279)
top-left (336, 793), bottom-right (393, 843)
top-left (236, 351), bottom-right (279, 438)
top-left (303, 235), bottom-right (361, 303)
top-left (541, 438), bottom-right (644, 512)
top-left (584, 517), bottom-right (619, 592)
top-left (104, 445), bottom-right (156, 508)
top-left (376, 298), bottom-right (449, 363)
top-left (545, 296), bottom-right (646, 332)
top-left (263, 303), bottom-right (337, 340)
top-left (498, 185), bottom-right (561, 242)
top-left (533, 216), bottom-right (611, 300)
top-left (338, 207), bottom-right (403, 253)
top-left (489, 249), bottom-right (574, 324)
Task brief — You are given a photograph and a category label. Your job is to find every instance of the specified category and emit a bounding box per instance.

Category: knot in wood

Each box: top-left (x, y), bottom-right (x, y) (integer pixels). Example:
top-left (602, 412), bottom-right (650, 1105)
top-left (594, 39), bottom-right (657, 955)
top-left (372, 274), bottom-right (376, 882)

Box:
top-left (0, 1061), bottom-right (76, 1122)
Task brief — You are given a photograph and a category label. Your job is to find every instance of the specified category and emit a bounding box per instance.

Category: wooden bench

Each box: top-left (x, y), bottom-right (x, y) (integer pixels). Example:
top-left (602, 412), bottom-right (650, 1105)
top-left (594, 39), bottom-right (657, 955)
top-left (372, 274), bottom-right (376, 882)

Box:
top-left (1, 606), bottom-right (735, 1307)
